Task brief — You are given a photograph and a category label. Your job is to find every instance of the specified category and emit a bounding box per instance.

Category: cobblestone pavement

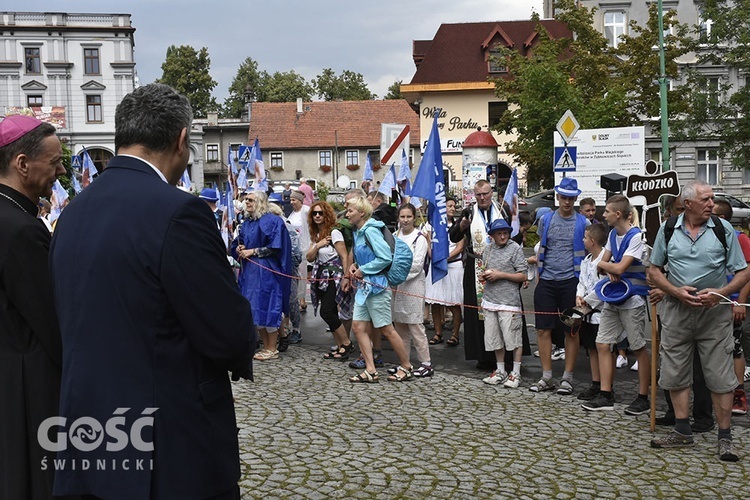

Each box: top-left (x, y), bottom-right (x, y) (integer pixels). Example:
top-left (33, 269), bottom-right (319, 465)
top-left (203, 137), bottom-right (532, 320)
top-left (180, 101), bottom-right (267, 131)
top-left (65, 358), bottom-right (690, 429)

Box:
top-left (233, 336), bottom-right (750, 499)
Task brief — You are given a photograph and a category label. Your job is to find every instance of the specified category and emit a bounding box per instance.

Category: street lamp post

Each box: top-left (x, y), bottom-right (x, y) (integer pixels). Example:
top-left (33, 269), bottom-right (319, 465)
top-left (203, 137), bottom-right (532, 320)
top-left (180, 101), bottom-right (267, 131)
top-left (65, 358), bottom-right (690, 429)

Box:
top-left (657, 0), bottom-right (670, 170)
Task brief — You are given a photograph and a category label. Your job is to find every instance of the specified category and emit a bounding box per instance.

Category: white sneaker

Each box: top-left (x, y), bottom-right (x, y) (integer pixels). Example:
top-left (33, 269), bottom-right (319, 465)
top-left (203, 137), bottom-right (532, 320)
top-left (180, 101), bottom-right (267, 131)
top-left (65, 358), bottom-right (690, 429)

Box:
top-left (616, 355), bottom-right (628, 368)
top-left (744, 367), bottom-right (750, 382)
top-left (631, 360), bottom-right (639, 371)
top-left (482, 371), bottom-right (508, 385)
top-left (503, 371), bottom-right (521, 388)
top-left (551, 347), bottom-right (566, 361)
top-left (533, 349), bottom-right (540, 357)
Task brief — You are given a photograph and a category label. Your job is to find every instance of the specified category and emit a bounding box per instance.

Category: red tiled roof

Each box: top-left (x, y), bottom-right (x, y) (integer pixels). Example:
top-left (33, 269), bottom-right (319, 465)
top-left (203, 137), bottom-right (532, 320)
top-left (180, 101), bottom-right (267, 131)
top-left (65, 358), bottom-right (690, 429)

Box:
top-left (409, 20), bottom-right (572, 85)
top-left (247, 100), bottom-right (420, 149)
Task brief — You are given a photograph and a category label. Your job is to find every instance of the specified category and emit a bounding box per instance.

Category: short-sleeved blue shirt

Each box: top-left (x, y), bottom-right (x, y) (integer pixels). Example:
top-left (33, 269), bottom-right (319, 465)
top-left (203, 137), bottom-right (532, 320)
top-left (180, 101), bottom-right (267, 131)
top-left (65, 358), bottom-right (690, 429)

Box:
top-left (650, 214), bottom-right (747, 290)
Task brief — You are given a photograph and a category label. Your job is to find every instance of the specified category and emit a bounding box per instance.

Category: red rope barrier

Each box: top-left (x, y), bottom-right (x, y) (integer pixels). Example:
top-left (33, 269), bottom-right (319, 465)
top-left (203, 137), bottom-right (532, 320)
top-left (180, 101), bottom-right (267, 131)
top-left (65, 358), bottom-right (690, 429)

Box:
top-left (239, 257), bottom-right (560, 316)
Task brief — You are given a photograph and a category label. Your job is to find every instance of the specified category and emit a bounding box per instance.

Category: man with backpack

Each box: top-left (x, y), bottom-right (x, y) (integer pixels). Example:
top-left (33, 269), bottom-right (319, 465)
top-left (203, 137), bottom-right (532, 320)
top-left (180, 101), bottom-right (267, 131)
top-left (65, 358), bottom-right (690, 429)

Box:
top-left (648, 180), bottom-right (750, 462)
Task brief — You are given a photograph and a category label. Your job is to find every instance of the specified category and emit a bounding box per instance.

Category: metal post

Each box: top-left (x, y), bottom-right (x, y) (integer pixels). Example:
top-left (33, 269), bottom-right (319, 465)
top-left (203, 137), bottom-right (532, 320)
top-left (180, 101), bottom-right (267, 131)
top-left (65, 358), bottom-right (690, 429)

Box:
top-left (657, 0), bottom-right (670, 170)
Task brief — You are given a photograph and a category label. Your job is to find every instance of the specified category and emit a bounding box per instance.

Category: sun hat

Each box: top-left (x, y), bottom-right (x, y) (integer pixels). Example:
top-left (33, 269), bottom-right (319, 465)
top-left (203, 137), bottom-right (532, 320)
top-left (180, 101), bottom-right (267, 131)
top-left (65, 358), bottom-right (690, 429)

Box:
top-left (488, 219), bottom-right (512, 235)
top-left (554, 177), bottom-right (582, 197)
top-left (560, 304), bottom-right (593, 328)
top-left (198, 187), bottom-right (219, 202)
top-left (0, 115), bottom-right (44, 148)
top-left (594, 277), bottom-right (633, 305)
top-left (533, 206), bottom-right (552, 226)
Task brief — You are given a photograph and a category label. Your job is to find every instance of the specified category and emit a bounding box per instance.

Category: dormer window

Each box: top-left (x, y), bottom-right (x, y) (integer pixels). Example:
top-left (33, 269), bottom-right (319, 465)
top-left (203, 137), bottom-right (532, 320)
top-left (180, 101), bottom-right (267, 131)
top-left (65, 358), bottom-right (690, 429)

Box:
top-left (488, 48), bottom-right (508, 74)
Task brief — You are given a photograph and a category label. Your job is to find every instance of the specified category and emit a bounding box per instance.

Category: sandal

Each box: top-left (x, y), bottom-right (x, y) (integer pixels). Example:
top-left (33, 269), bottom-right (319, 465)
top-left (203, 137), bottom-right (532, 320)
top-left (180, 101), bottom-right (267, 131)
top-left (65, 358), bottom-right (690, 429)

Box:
top-left (333, 342), bottom-right (355, 361)
top-left (428, 334), bottom-right (443, 345)
top-left (413, 364), bottom-right (434, 378)
top-left (387, 365), bottom-right (413, 382)
top-left (349, 370), bottom-right (379, 383)
top-left (323, 343), bottom-right (354, 360)
top-left (446, 335), bottom-right (460, 347)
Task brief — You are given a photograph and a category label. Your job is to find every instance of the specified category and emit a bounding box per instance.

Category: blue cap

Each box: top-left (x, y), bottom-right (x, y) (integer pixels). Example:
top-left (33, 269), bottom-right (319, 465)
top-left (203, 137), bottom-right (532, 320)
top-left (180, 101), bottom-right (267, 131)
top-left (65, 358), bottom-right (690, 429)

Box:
top-left (534, 206), bottom-right (552, 225)
top-left (594, 277), bottom-right (633, 305)
top-left (554, 177), bottom-right (582, 197)
top-left (488, 219), bottom-right (511, 235)
top-left (268, 192), bottom-right (283, 204)
top-left (198, 187), bottom-right (218, 202)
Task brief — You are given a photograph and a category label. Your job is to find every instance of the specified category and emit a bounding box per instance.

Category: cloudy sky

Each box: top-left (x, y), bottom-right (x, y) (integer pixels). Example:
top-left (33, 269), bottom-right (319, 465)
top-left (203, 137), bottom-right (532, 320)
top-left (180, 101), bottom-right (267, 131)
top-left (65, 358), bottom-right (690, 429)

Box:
top-left (8, 1), bottom-right (544, 101)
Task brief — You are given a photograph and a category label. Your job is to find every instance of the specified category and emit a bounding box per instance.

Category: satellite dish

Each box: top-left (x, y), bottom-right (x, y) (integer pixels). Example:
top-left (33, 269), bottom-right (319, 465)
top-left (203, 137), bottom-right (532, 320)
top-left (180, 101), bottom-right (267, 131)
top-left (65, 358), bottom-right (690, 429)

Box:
top-left (336, 175), bottom-right (351, 189)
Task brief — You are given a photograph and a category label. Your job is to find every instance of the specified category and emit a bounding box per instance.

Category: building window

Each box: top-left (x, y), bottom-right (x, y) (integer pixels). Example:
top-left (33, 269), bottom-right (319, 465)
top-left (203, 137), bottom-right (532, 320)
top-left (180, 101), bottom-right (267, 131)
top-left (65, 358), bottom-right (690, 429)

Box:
top-left (696, 149), bottom-right (719, 185)
top-left (700, 76), bottom-right (722, 106)
top-left (229, 143), bottom-right (241, 163)
top-left (367, 150), bottom-right (380, 168)
top-left (27, 95), bottom-right (43, 107)
top-left (345, 150), bottom-right (359, 167)
top-left (86, 95), bottom-right (103, 123)
top-left (488, 48), bottom-right (507, 74)
top-left (319, 150), bottom-right (332, 168)
top-left (604, 11), bottom-right (627, 48)
top-left (270, 152), bottom-right (283, 169)
top-left (206, 144), bottom-right (219, 162)
top-left (84, 48), bottom-right (100, 75)
top-left (488, 102), bottom-right (508, 129)
top-left (25, 47), bottom-right (41, 74)
top-left (699, 12), bottom-right (714, 43)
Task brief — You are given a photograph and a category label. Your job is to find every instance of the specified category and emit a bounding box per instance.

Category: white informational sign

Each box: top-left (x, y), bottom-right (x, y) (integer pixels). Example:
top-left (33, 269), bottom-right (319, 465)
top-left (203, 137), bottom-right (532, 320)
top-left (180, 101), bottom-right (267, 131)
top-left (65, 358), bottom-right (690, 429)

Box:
top-left (421, 137), bottom-right (465, 153)
top-left (554, 126), bottom-right (645, 205)
top-left (462, 162), bottom-right (486, 205)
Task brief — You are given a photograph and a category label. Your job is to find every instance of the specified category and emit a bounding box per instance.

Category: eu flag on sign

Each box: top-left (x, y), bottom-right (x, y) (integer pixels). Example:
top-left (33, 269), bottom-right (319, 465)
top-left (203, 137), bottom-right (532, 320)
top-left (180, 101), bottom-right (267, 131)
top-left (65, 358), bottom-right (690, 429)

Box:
top-left (411, 110), bottom-right (448, 284)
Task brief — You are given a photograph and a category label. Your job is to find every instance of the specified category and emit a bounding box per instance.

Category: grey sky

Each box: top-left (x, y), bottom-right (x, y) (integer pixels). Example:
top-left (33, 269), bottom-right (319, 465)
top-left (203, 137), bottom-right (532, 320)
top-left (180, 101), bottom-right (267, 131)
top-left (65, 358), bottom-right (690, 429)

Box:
top-left (7, 1), bottom-right (544, 101)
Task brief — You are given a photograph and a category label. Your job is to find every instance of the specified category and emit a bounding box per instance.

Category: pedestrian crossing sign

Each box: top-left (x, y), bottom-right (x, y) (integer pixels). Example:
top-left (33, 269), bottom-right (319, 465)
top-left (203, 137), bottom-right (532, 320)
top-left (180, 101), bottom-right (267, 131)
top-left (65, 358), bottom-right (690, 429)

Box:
top-left (71, 155), bottom-right (82, 168)
top-left (554, 146), bottom-right (576, 172)
top-left (238, 145), bottom-right (251, 167)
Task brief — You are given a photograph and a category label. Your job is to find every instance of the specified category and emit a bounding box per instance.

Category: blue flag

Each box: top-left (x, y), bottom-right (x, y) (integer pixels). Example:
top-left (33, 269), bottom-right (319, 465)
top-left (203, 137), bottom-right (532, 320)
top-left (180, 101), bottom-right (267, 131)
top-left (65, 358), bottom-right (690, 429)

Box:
top-left (363, 155), bottom-right (373, 182)
top-left (397, 149), bottom-right (411, 196)
top-left (180, 168), bottom-right (192, 191)
top-left (411, 111), bottom-right (448, 284)
top-left (502, 168), bottom-right (520, 237)
top-left (71, 170), bottom-right (82, 195)
top-left (228, 148), bottom-right (238, 176)
top-left (81, 147), bottom-right (97, 188)
top-left (251, 138), bottom-right (267, 192)
top-left (236, 166), bottom-right (248, 190)
top-left (378, 163), bottom-right (397, 197)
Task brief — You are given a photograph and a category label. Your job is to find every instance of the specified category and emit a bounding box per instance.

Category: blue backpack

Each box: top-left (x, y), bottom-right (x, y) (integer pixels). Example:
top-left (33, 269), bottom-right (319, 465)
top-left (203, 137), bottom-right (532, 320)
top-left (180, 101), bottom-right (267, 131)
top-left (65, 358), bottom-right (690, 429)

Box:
top-left (363, 225), bottom-right (413, 287)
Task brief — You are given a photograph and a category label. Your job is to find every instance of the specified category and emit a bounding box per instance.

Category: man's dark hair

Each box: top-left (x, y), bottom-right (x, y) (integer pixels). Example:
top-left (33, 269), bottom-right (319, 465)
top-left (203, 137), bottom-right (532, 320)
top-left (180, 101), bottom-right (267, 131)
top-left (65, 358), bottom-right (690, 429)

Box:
top-left (585, 223), bottom-right (608, 247)
top-left (518, 211), bottom-right (532, 227)
top-left (713, 199), bottom-right (733, 221)
top-left (373, 191), bottom-right (387, 203)
top-left (115, 83), bottom-right (193, 153)
top-left (0, 122), bottom-right (57, 175)
top-left (579, 197), bottom-right (596, 208)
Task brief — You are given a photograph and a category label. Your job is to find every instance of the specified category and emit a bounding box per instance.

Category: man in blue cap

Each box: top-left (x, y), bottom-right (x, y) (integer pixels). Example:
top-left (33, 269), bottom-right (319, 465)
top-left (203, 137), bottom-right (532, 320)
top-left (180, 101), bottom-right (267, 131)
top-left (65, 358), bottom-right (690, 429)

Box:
top-left (199, 186), bottom-right (222, 228)
top-left (531, 177), bottom-right (589, 394)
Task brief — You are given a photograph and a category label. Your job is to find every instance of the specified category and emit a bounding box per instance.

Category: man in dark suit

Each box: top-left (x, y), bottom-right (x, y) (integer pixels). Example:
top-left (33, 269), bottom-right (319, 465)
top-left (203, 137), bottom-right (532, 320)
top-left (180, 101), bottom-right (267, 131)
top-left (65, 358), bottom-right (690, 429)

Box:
top-left (0, 115), bottom-right (66, 499)
top-left (50, 83), bottom-right (255, 499)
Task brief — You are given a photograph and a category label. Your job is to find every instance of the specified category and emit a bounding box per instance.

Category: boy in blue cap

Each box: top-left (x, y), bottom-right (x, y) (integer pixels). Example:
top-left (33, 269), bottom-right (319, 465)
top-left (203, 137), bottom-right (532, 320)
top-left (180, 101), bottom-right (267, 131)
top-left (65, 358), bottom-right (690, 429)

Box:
top-left (480, 219), bottom-right (528, 387)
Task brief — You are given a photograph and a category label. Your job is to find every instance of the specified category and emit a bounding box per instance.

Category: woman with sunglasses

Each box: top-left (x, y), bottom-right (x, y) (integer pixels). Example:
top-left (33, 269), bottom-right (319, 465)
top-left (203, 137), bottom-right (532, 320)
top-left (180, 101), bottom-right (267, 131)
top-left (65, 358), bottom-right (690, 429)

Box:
top-left (306, 201), bottom-right (354, 360)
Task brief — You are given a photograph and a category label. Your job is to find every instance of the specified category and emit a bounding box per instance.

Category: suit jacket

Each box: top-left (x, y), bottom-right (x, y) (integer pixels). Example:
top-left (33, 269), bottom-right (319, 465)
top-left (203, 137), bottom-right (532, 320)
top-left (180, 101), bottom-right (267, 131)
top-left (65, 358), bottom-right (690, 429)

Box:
top-left (50, 155), bottom-right (255, 500)
top-left (0, 184), bottom-right (61, 500)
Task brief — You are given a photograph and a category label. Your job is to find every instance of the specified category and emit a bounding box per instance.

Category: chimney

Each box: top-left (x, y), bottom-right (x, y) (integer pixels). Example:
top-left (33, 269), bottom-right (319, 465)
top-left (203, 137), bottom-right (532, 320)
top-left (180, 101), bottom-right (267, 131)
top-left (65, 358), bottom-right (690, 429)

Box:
top-left (296, 98), bottom-right (303, 114)
top-left (207, 111), bottom-right (218, 126)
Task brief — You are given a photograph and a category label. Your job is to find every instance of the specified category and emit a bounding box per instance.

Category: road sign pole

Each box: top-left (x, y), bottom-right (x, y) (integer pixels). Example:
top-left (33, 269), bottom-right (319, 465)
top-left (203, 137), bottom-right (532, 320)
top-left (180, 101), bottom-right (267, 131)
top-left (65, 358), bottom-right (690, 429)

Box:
top-left (658, 0), bottom-right (670, 171)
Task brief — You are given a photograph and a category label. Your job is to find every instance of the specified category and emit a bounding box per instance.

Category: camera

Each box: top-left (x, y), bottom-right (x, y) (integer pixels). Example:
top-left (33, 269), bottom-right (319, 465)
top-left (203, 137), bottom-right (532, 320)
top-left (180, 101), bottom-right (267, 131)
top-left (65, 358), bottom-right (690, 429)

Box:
top-left (461, 205), bottom-right (473, 220)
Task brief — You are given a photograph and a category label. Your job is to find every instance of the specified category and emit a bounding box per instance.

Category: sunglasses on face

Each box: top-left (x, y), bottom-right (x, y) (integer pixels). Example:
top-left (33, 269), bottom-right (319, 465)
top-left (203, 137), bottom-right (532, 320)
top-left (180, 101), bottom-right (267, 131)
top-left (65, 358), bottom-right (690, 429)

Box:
top-left (312, 210), bottom-right (324, 216)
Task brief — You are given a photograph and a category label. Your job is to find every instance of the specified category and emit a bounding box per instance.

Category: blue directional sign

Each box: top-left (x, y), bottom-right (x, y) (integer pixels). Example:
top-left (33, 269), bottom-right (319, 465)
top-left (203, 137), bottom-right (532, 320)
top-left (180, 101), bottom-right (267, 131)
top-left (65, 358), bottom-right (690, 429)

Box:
top-left (71, 155), bottom-right (82, 169)
top-left (553, 146), bottom-right (577, 172)
top-left (238, 145), bottom-right (252, 167)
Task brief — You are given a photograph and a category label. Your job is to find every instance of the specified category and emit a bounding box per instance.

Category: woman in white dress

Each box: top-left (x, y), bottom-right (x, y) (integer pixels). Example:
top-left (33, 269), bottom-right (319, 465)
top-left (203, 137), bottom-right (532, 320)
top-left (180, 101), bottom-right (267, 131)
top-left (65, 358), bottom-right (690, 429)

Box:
top-left (425, 197), bottom-right (464, 346)
top-left (392, 203), bottom-right (434, 378)
top-left (287, 191), bottom-right (310, 311)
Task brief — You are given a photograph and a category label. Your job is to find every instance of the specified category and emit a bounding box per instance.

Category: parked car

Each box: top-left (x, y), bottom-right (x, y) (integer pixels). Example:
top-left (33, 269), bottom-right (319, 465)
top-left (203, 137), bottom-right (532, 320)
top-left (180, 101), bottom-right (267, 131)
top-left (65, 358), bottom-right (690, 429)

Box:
top-left (518, 189), bottom-right (556, 220)
top-left (714, 192), bottom-right (750, 227)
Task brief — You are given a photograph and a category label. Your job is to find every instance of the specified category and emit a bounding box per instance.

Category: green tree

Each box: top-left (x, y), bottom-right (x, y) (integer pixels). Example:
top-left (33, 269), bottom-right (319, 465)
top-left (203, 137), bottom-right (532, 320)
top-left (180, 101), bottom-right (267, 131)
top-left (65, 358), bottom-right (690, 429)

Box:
top-left (222, 57), bottom-right (261, 118)
top-left (256, 70), bottom-right (314, 102)
top-left (491, 0), bottom-right (691, 187)
top-left (676, 0), bottom-right (750, 170)
top-left (313, 68), bottom-right (375, 101)
top-left (384, 80), bottom-right (403, 100)
top-left (156, 45), bottom-right (218, 118)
